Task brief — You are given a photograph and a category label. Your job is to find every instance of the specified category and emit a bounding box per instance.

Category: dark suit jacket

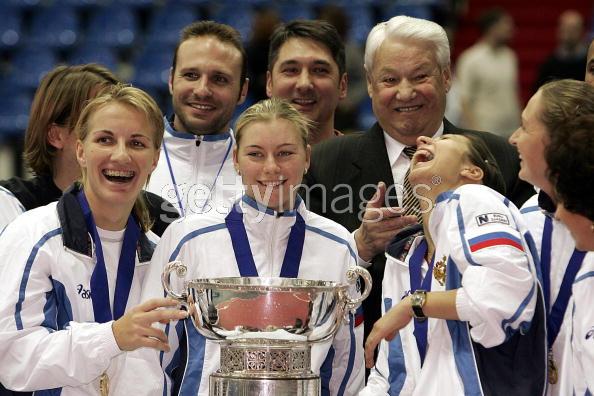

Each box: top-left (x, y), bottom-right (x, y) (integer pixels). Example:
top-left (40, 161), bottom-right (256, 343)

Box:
top-left (302, 120), bottom-right (534, 348)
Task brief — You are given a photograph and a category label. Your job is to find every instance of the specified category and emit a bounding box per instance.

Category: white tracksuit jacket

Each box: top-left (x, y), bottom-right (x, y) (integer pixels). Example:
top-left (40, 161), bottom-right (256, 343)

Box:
top-left (362, 184), bottom-right (546, 396)
top-left (146, 117), bottom-right (242, 218)
top-left (571, 259), bottom-right (594, 395)
top-left (140, 194), bottom-right (365, 396)
top-left (521, 193), bottom-right (594, 395)
top-left (0, 185), bottom-right (25, 232)
top-left (0, 187), bottom-right (159, 395)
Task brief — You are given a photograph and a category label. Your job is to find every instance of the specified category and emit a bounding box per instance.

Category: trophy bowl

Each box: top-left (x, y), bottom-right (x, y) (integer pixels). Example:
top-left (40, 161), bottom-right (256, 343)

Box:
top-left (161, 262), bottom-right (372, 395)
top-left (162, 262), bottom-right (371, 344)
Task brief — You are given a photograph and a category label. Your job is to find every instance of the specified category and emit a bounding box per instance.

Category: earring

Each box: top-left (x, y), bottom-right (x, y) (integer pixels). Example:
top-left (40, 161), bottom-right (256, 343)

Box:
top-left (304, 168), bottom-right (308, 175)
top-left (235, 168), bottom-right (241, 175)
top-left (591, 223), bottom-right (594, 233)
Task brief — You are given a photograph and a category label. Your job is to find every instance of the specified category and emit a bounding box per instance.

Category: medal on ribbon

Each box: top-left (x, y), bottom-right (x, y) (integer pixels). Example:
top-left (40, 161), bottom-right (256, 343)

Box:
top-left (547, 349), bottom-right (558, 384)
top-left (99, 372), bottom-right (109, 395)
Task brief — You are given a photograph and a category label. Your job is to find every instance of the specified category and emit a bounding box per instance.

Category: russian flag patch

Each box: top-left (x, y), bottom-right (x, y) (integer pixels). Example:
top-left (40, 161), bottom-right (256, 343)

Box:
top-left (468, 232), bottom-right (524, 252)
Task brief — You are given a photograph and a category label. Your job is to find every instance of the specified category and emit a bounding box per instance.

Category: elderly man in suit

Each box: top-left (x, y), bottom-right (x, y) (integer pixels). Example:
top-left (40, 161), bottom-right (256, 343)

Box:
top-left (303, 15), bottom-right (533, 355)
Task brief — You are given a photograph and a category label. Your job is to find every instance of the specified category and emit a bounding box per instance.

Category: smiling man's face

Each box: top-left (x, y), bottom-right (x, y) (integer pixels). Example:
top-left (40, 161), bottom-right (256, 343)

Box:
top-left (366, 38), bottom-right (451, 145)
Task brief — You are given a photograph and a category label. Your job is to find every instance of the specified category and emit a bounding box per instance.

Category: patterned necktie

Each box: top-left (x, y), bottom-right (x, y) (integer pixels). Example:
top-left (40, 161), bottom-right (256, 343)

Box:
top-left (401, 146), bottom-right (422, 223)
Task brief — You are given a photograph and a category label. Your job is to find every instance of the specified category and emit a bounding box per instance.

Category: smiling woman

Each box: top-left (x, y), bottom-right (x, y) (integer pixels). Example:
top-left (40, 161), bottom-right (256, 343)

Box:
top-left (509, 79), bottom-right (594, 395)
top-left (233, 97), bottom-right (312, 212)
top-left (362, 133), bottom-right (546, 395)
top-left (0, 85), bottom-right (188, 395)
top-left (139, 98), bottom-right (366, 395)
top-left (75, 86), bottom-right (164, 232)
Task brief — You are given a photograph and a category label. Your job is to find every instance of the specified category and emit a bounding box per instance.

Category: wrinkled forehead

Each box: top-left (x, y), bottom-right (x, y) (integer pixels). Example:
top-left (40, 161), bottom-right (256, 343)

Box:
top-left (374, 37), bottom-right (442, 73)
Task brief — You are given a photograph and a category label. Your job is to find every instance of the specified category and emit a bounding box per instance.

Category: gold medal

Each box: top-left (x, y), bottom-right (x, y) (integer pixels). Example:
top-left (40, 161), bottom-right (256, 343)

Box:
top-left (99, 372), bottom-right (109, 396)
top-left (433, 255), bottom-right (447, 286)
top-left (548, 349), bottom-right (558, 385)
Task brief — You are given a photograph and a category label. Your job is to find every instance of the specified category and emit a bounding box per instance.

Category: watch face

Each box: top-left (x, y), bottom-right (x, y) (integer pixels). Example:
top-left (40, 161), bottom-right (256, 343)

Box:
top-left (411, 290), bottom-right (427, 319)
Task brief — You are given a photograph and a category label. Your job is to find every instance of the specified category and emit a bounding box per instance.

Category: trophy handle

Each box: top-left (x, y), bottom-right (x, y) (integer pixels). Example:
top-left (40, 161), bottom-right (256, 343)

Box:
top-left (162, 261), bottom-right (188, 302)
top-left (344, 266), bottom-right (372, 312)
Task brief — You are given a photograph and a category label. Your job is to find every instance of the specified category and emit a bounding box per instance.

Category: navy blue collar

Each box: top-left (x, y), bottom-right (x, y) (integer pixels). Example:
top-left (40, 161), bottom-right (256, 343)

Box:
top-left (240, 194), bottom-right (302, 217)
top-left (537, 190), bottom-right (556, 217)
top-left (57, 184), bottom-right (154, 262)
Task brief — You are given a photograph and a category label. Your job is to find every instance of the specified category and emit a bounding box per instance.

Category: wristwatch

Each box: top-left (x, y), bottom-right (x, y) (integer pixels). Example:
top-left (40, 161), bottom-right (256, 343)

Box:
top-left (410, 290), bottom-right (428, 321)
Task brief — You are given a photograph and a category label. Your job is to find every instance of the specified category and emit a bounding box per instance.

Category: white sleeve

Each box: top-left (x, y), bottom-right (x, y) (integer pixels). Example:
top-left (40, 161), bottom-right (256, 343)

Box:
top-left (325, 313), bottom-right (364, 395)
top-left (572, 274), bottom-right (594, 393)
top-left (360, 253), bottom-right (410, 396)
top-left (0, 188), bottom-right (25, 232)
top-left (0, 225), bottom-right (122, 391)
top-left (325, 238), bottom-right (365, 395)
top-left (350, 229), bottom-right (372, 268)
top-left (451, 191), bottom-right (537, 348)
top-left (139, 220), bottom-right (187, 394)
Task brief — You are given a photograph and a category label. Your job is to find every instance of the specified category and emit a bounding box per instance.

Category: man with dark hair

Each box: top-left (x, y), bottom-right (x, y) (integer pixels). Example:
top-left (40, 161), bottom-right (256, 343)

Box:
top-left (456, 8), bottom-right (520, 138)
top-left (266, 19), bottom-right (347, 144)
top-left (147, 21), bottom-right (249, 217)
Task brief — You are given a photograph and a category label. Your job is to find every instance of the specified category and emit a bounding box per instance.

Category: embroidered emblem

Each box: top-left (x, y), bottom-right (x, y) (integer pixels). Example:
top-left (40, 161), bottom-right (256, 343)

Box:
top-left (475, 213), bottom-right (510, 227)
top-left (433, 255), bottom-right (447, 286)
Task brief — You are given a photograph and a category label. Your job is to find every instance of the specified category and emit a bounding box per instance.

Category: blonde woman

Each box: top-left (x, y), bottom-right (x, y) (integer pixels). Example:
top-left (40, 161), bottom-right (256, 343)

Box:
top-left (141, 98), bottom-right (364, 395)
top-left (0, 85), bottom-right (187, 395)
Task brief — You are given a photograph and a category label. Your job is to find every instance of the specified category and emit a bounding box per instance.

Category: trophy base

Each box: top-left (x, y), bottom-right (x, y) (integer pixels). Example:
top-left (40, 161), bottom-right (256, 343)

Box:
top-left (210, 374), bottom-right (319, 396)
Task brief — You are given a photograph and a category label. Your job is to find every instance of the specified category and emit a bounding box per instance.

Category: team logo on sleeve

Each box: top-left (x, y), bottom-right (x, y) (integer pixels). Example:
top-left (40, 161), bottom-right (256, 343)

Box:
top-left (475, 213), bottom-right (510, 227)
top-left (586, 326), bottom-right (594, 340)
top-left (468, 232), bottom-right (524, 252)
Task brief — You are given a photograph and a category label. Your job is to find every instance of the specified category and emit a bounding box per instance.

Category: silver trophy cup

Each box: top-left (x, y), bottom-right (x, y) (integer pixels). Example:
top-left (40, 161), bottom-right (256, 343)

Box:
top-left (162, 262), bottom-right (372, 396)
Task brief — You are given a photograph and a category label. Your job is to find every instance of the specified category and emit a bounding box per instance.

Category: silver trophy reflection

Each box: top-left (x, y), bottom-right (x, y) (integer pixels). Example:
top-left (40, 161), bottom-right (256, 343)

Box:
top-left (162, 261), bottom-right (371, 396)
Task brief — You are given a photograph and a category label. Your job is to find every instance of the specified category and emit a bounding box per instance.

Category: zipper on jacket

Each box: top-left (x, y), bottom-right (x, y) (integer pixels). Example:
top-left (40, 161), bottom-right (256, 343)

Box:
top-left (269, 217), bottom-right (278, 276)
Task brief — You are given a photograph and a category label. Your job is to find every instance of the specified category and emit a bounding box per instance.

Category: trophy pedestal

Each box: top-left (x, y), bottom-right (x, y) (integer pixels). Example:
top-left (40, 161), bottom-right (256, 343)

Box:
top-left (210, 375), bottom-right (318, 396)
top-left (210, 341), bottom-right (319, 396)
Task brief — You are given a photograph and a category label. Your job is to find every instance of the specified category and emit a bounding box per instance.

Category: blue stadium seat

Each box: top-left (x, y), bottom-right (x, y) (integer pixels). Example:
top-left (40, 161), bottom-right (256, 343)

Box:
top-left (0, 92), bottom-right (31, 139)
top-left (382, 3), bottom-right (433, 21)
top-left (0, 7), bottom-right (23, 49)
top-left (345, 5), bottom-right (374, 44)
top-left (210, 3), bottom-right (253, 42)
top-left (5, 0), bottom-right (43, 9)
top-left (357, 98), bottom-right (376, 131)
top-left (27, 5), bottom-right (79, 49)
top-left (117, 0), bottom-right (155, 8)
top-left (145, 5), bottom-right (199, 46)
top-left (9, 47), bottom-right (58, 90)
top-left (67, 45), bottom-right (118, 71)
top-left (170, 0), bottom-right (209, 5)
top-left (276, 3), bottom-right (314, 22)
top-left (53, 0), bottom-right (103, 9)
top-left (86, 5), bottom-right (139, 49)
top-left (132, 46), bottom-right (173, 91)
